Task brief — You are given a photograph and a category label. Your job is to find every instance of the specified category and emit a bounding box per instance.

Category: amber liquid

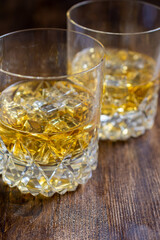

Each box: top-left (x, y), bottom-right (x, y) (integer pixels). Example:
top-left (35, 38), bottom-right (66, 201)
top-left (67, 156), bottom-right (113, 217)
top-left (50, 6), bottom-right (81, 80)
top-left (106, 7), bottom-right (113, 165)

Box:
top-left (102, 49), bottom-right (157, 115)
top-left (71, 48), bottom-right (159, 140)
top-left (0, 79), bottom-right (97, 164)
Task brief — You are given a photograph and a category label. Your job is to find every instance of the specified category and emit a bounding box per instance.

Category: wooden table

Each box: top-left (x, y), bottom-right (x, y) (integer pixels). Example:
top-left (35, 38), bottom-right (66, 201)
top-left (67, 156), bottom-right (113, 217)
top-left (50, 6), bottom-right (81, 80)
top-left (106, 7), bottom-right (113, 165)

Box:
top-left (0, 1), bottom-right (160, 239)
top-left (0, 102), bottom-right (159, 240)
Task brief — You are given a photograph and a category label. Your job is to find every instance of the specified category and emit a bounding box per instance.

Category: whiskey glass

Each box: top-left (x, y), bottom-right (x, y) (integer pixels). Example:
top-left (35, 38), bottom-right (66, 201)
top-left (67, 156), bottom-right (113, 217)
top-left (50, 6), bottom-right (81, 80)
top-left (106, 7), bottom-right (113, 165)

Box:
top-left (0, 29), bottom-right (104, 196)
top-left (67, 0), bottom-right (160, 140)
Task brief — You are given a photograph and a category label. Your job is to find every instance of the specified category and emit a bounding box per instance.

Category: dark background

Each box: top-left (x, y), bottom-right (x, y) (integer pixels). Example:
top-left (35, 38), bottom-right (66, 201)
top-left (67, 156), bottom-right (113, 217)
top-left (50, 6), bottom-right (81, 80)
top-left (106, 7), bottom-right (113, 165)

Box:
top-left (0, 0), bottom-right (159, 35)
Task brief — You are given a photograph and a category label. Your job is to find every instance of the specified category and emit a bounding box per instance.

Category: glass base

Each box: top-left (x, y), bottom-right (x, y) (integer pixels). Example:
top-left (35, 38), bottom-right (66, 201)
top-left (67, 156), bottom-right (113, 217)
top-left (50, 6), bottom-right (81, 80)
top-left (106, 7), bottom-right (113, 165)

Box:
top-left (99, 96), bottom-right (158, 141)
top-left (1, 138), bottom-right (98, 197)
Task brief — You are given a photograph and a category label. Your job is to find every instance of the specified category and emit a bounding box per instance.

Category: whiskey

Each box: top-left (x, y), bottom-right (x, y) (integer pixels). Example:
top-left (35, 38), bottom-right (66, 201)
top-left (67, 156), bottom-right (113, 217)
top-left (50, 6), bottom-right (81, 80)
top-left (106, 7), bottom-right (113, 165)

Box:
top-left (71, 48), bottom-right (159, 140)
top-left (0, 80), bottom-right (98, 196)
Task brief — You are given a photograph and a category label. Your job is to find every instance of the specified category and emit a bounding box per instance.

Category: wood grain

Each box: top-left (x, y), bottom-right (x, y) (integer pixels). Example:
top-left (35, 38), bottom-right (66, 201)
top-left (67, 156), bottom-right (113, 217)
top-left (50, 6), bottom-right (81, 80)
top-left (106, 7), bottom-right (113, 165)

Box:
top-left (0, 0), bottom-right (160, 239)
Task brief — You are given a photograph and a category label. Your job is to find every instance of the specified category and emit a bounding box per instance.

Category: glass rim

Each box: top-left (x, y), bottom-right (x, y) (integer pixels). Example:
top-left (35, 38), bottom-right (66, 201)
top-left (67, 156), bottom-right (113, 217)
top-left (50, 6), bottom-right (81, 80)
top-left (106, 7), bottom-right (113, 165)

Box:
top-left (67, 0), bottom-right (160, 36)
top-left (0, 28), bottom-right (105, 79)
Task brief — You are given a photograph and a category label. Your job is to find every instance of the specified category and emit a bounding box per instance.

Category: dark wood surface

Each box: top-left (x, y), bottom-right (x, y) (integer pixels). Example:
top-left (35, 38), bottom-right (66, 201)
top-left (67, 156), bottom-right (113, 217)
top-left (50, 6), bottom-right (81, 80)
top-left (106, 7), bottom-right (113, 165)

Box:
top-left (0, 1), bottom-right (160, 239)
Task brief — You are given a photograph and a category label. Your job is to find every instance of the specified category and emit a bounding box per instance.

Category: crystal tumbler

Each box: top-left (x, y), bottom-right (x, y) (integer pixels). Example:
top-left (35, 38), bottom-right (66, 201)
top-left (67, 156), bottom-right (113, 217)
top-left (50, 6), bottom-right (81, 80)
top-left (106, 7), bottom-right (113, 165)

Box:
top-left (0, 29), bottom-right (104, 196)
top-left (67, 0), bottom-right (160, 140)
